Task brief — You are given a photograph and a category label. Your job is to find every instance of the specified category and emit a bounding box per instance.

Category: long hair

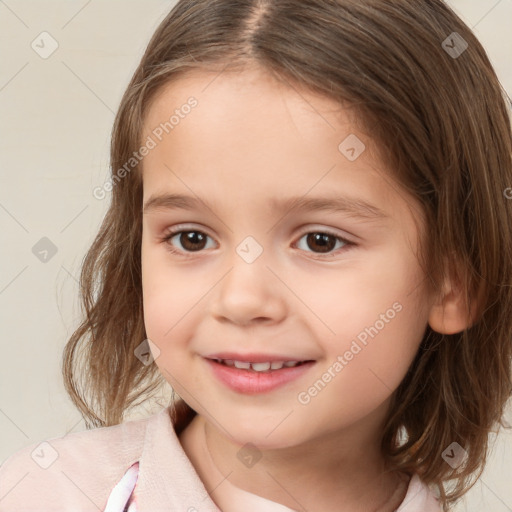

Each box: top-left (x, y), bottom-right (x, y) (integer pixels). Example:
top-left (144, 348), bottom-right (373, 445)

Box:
top-left (62, 1), bottom-right (512, 509)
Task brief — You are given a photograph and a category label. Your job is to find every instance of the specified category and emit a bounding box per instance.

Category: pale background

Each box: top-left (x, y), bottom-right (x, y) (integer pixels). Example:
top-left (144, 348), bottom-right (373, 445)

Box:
top-left (0, 1), bottom-right (511, 510)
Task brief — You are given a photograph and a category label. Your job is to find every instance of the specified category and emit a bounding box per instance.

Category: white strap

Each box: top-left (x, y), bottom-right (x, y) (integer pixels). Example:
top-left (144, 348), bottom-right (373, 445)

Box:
top-left (104, 462), bottom-right (139, 512)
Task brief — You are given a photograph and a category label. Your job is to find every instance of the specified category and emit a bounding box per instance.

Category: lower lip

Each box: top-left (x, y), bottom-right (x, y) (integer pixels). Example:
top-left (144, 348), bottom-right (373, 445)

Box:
top-left (204, 358), bottom-right (316, 394)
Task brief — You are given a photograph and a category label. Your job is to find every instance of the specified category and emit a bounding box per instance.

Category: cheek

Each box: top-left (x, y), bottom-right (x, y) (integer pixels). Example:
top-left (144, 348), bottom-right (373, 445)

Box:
top-left (141, 241), bottom-right (189, 350)
top-left (313, 241), bottom-right (424, 339)
top-left (141, 242), bottom-right (216, 382)
top-left (142, 268), bottom-right (196, 344)
top-left (317, 248), bottom-right (428, 406)
top-left (141, 271), bottom-right (196, 387)
top-left (296, 241), bottom-right (426, 336)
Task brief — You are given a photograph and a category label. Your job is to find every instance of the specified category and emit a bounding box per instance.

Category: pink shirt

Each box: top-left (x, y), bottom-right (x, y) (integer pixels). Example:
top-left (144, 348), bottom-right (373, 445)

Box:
top-left (0, 404), bottom-right (442, 511)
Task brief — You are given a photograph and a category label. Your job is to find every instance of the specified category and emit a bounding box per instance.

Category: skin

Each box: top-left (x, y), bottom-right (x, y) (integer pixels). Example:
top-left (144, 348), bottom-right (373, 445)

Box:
top-left (140, 65), bottom-right (471, 511)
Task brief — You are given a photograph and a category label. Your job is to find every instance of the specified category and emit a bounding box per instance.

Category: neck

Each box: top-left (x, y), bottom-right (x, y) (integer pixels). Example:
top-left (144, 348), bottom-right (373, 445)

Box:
top-left (178, 407), bottom-right (408, 512)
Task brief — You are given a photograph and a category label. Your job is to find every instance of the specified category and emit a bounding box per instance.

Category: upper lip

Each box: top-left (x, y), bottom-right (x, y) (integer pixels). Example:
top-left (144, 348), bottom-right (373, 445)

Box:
top-left (205, 352), bottom-right (315, 363)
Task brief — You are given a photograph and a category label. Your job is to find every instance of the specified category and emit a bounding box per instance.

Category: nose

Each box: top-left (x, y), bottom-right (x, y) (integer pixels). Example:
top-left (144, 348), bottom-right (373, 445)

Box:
top-left (209, 247), bottom-right (288, 326)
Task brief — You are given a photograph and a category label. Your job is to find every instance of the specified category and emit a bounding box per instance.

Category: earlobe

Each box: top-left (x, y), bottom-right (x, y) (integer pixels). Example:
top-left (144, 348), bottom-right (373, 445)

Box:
top-left (428, 295), bottom-right (471, 334)
top-left (427, 261), bottom-right (482, 335)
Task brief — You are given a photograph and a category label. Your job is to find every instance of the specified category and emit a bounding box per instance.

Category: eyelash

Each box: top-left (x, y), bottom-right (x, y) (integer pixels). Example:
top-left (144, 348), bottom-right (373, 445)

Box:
top-left (160, 226), bottom-right (356, 259)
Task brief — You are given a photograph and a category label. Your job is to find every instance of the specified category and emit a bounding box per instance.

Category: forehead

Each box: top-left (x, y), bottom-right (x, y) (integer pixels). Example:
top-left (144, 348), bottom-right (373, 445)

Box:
top-left (142, 66), bottom-right (378, 167)
top-left (142, 67), bottom-right (375, 175)
top-left (140, 67), bottom-right (421, 228)
top-left (144, 66), bottom-right (352, 128)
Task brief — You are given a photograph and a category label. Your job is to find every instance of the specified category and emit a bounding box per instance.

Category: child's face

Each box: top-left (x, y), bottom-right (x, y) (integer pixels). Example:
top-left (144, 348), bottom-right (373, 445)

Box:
top-left (141, 67), bottom-right (434, 449)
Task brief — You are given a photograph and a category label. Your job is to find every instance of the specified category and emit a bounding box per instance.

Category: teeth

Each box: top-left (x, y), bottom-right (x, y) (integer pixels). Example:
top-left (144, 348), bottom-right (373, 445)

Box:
top-left (251, 362), bottom-right (271, 371)
top-left (217, 359), bottom-right (303, 371)
top-left (233, 360), bottom-right (251, 369)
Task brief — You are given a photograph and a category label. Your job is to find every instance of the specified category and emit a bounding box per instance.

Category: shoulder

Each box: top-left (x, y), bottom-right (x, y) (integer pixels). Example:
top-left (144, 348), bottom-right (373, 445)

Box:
top-left (0, 414), bottom-right (149, 511)
top-left (396, 473), bottom-right (442, 512)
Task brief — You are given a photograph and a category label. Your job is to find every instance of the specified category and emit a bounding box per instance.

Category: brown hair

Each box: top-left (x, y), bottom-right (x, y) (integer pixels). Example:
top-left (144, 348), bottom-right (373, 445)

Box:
top-left (62, 1), bottom-right (512, 509)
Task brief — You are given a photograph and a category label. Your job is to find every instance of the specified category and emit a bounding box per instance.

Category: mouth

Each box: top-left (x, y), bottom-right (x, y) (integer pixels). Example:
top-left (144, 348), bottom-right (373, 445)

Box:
top-left (204, 357), bottom-right (317, 394)
top-left (209, 358), bottom-right (313, 372)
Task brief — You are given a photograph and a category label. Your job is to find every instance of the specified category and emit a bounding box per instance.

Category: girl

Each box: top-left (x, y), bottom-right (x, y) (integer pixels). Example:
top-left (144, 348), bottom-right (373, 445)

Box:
top-left (1, 1), bottom-right (511, 511)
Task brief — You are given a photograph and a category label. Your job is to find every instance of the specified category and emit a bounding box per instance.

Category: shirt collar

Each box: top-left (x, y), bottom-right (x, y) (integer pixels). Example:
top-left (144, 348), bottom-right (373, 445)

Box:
top-left (135, 400), bottom-right (221, 511)
top-left (134, 400), bottom-right (440, 512)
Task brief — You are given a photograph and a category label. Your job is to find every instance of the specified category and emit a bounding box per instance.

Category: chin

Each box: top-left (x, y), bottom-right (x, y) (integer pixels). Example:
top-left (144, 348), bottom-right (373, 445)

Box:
top-left (220, 417), bottom-right (305, 450)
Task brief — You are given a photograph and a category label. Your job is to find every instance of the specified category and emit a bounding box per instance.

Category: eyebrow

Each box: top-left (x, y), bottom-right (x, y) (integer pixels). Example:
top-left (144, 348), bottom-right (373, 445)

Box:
top-left (142, 193), bottom-right (388, 221)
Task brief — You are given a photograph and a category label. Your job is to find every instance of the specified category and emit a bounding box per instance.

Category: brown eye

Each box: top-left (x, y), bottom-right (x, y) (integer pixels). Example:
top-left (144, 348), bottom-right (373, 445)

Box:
top-left (164, 230), bottom-right (214, 253)
top-left (305, 233), bottom-right (337, 253)
top-left (295, 231), bottom-right (350, 256)
top-left (162, 227), bottom-right (353, 258)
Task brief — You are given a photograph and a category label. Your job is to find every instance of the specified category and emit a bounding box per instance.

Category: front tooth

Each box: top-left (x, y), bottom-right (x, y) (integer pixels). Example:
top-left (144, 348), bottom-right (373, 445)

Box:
top-left (270, 361), bottom-right (285, 370)
top-left (234, 360), bottom-right (251, 369)
top-left (251, 362), bottom-right (271, 371)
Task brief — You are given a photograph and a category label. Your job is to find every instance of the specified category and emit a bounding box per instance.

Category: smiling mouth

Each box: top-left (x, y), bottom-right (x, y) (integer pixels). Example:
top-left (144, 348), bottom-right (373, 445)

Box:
top-left (204, 357), bottom-right (317, 394)
top-left (209, 358), bottom-right (313, 372)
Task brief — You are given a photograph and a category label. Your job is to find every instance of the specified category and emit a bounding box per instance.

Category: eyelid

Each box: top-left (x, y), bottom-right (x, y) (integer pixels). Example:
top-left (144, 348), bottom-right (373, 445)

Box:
top-left (162, 224), bottom-right (355, 245)
top-left (162, 223), bottom-right (215, 238)
top-left (294, 224), bottom-right (356, 244)
top-left (161, 223), bottom-right (357, 258)
top-left (160, 223), bottom-right (219, 253)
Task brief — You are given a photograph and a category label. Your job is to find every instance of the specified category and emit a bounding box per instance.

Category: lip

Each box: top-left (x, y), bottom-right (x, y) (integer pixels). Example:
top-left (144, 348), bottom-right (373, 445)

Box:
top-left (205, 352), bottom-right (313, 363)
top-left (204, 357), bottom-right (316, 394)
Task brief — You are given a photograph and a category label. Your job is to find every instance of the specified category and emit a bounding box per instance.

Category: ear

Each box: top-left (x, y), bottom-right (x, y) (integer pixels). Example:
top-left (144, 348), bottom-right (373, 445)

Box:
top-left (427, 257), bottom-right (483, 335)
